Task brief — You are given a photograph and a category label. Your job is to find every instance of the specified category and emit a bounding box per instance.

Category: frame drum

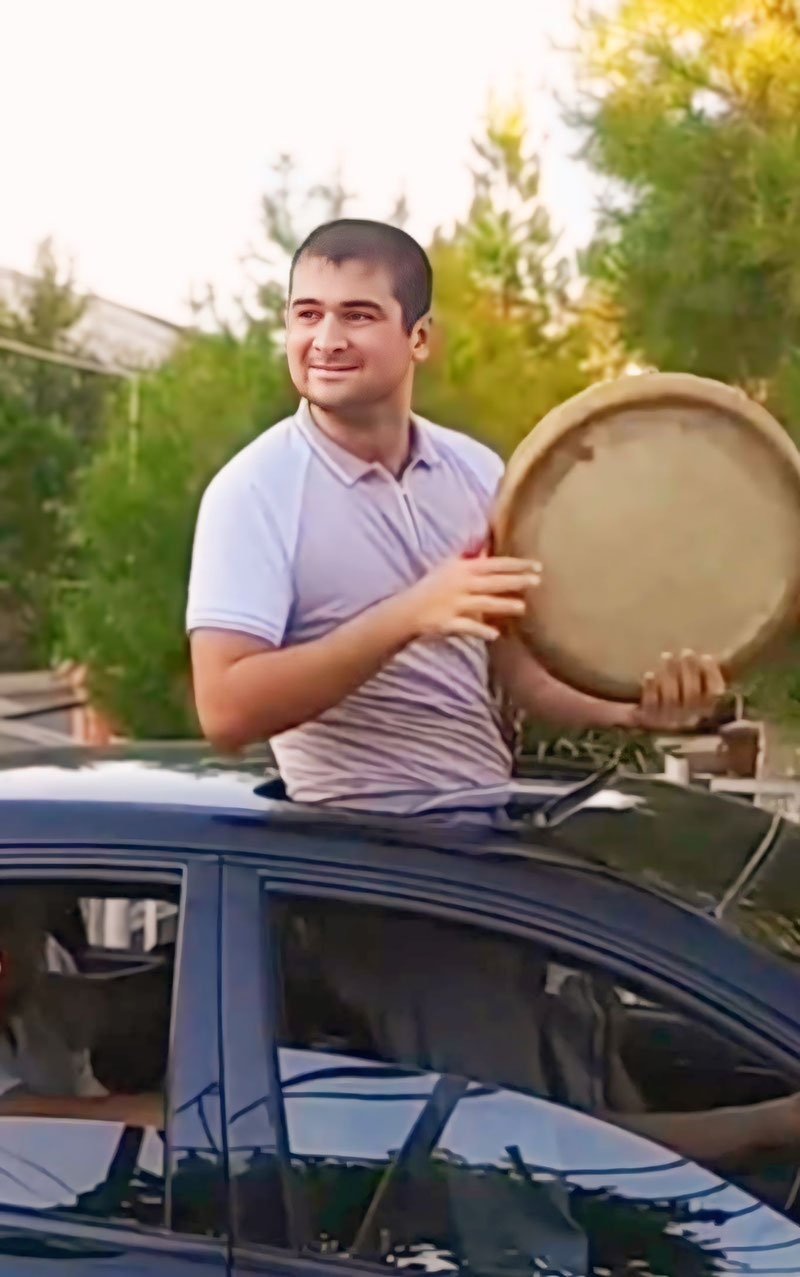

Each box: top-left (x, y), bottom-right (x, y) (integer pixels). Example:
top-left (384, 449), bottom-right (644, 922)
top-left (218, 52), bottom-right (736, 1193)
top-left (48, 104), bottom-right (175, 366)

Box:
top-left (492, 373), bottom-right (800, 700)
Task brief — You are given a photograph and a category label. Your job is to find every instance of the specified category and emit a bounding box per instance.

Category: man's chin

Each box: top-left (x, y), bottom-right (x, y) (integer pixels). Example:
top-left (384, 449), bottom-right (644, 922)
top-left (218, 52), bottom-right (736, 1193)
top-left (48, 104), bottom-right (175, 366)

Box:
top-left (305, 387), bottom-right (369, 412)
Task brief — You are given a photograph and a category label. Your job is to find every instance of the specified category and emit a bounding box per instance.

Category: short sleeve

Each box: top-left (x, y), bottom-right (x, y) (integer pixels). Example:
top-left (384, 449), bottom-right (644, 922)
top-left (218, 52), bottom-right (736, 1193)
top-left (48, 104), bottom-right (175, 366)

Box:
top-left (186, 469), bottom-right (293, 647)
top-left (480, 449), bottom-right (505, 502)
top-left (458, 438), bottom-right (505, 509)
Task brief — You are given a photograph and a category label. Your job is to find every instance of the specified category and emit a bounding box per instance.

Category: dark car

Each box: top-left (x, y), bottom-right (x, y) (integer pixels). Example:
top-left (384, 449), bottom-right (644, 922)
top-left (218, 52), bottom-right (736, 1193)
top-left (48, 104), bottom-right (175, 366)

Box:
top-left (2, 744), bottom-right (800, 1276)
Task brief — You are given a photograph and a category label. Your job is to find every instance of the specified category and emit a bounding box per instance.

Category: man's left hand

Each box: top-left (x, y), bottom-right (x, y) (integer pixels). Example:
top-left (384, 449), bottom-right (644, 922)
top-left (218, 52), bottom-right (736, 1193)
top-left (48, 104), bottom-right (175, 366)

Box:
top-left (628, 651), bottom-right (726, 733)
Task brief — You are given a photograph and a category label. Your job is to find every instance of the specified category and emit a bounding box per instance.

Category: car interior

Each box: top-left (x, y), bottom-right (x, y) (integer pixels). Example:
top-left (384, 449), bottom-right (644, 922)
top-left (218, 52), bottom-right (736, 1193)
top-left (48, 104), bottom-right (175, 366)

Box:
top-left (0, 883), bottom-right (173, 1103)
top-left (31, 882), bottom-right (178, 1096)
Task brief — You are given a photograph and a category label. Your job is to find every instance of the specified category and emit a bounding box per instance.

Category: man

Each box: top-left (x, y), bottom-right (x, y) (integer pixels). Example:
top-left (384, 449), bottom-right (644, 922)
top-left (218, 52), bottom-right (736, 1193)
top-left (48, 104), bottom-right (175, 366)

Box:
top-left (187, 219), bottom-right (724, 818)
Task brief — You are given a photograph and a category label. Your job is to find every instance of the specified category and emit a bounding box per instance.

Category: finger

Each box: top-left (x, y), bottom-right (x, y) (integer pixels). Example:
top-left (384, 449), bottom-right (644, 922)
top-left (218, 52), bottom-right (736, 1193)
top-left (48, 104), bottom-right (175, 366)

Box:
top-left (462, 595), bottom-right (528, 617)
top-left (655, 651), bottom-right (681, 714)
top-left (678, 649), bottom-right (703, 710)
top-left (640, 669), bottom-right (659, 720)
top-left (472, 556), bottom-right (543, 575)
top-left (448, 617), bottom-right (501, 642)
top-left (465, 572), bottom-right (541, 595)
top-left (700, 654), bottom-right (726, 703)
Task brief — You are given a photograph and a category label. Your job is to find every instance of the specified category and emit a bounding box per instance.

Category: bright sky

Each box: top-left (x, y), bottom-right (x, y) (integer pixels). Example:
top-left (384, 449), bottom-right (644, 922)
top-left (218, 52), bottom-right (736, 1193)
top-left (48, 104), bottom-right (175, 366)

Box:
top-left (1, 1), bottom-right (601, 325)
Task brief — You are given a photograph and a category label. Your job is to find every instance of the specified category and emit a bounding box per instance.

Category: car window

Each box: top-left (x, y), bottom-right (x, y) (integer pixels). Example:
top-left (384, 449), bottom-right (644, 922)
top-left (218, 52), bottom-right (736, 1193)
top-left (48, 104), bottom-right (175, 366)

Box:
top-left (0, 878), bottom-right (179, 1229)
top-left (275, 1047), bottom-right (800, 1277)
top-left (238, 892), bottom-right (800, 1276)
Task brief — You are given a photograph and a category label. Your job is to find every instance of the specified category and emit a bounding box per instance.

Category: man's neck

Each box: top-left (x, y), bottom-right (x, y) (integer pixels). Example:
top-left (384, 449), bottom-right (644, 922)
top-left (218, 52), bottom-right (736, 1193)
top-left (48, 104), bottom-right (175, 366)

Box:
top-left (306, 400), bottom-right (413, 477)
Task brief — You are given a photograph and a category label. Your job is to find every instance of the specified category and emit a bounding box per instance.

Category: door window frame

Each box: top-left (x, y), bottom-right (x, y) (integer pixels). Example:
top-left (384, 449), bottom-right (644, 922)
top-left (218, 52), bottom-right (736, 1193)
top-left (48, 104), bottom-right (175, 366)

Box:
top-left (0, 849), bottom-right (227, 1256)
top-left (222, 849), bottom-right (800, 1271)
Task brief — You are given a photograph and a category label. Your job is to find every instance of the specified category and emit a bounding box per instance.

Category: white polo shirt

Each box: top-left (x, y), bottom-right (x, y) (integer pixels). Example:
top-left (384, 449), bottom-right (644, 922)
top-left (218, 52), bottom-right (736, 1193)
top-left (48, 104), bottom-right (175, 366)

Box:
top-left (186, 400), bottom-right (513, 814)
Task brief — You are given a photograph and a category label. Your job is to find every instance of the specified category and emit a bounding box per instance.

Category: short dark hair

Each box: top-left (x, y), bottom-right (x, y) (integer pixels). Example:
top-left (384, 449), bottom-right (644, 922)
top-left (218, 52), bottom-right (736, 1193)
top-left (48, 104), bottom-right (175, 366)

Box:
top-left (289, 219), bottom-right (432, 334)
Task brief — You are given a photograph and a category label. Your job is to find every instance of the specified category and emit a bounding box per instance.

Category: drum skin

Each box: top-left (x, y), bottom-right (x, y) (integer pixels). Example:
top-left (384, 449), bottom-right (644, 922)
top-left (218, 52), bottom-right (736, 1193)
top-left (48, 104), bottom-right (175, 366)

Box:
top-left (491, 373), bottom-right (800, 701)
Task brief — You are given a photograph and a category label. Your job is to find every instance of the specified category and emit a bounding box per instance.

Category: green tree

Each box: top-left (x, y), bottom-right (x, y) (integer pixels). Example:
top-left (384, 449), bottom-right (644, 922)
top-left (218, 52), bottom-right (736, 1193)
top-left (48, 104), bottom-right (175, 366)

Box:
top-left (57, 330), bottom-right (295, 737)
top-left (0, 238), bottom-right (108, 447)
top-left (574, 0), bottom-right (800, 397)
top-left (0, 240), bottom-right (109, 669)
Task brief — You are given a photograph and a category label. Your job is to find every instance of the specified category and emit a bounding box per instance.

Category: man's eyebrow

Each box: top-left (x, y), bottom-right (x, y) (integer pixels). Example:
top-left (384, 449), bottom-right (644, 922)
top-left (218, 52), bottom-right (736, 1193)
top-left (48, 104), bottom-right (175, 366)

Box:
top-left (289, 298), bottom-right (386, 312)
top-left (340, 300), bottom-right (385, 311)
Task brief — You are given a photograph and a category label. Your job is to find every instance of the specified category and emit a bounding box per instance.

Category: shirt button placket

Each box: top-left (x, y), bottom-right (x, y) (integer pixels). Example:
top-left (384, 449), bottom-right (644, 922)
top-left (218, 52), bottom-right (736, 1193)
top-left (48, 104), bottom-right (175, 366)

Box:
top-left (396, 474), bottom-right (422, 551)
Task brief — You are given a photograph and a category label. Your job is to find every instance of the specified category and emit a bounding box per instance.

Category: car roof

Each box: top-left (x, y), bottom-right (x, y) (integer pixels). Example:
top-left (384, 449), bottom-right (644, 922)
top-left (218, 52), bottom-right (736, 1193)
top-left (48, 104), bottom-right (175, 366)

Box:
top-left (0, 741), bottom-right (275, 811)
top-left (0, 741), bottom-right (791, 920)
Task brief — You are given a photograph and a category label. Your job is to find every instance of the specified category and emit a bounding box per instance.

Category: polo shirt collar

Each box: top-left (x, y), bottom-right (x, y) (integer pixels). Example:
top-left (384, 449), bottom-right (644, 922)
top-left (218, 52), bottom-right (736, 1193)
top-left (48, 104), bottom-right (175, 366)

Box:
top-left (294, 399), bottom-right (441, 486)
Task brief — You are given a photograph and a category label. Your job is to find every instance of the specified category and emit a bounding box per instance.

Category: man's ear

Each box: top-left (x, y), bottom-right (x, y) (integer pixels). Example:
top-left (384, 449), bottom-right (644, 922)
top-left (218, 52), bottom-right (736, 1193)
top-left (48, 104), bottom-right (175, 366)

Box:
top-left (411, 313), bottom-right (432, 364)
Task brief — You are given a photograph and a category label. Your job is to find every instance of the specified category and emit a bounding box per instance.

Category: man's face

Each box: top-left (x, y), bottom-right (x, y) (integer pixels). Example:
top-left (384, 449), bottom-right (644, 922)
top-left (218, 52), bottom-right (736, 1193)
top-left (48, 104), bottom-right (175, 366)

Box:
top-left (285, 256), bottom-right (429, 413)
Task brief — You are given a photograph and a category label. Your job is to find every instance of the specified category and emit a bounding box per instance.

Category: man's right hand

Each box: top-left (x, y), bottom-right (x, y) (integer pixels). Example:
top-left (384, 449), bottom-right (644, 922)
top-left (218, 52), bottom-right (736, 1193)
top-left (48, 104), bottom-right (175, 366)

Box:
top-left (401, 555), bottom-right (542, 643)
top-left (191, 554), bottom-right (541, 752)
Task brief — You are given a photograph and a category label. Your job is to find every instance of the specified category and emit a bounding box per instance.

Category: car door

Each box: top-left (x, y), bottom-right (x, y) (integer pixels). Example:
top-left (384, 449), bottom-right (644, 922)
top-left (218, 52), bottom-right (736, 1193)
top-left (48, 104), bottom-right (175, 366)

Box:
top-left (0, 847), bottom-right (228, 1275)
top-left (221, 834), bottom-right (800, 1277)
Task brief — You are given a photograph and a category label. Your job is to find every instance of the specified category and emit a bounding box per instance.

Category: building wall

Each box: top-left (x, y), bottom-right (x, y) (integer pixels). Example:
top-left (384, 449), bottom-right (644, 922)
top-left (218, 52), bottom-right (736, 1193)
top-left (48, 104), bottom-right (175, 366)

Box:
top-left (0, 265), bottom-right (183, 371)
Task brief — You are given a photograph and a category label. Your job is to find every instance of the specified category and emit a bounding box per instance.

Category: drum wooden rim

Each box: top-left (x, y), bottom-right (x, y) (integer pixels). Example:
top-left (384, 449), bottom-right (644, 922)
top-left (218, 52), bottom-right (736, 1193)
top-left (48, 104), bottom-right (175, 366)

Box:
top-left (491, 372), bottom-right (800, 699)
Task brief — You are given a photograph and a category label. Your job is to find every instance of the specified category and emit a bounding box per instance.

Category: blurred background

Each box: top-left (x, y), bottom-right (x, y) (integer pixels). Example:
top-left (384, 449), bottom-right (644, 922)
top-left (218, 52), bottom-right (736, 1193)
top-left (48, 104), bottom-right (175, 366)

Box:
top-left (3, 0), bottom-right (800, 786)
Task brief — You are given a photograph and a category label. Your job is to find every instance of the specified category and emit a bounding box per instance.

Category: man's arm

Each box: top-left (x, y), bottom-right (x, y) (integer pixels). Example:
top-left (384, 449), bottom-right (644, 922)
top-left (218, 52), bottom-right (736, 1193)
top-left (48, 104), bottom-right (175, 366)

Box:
top-left (491, 634), bottom-right (725, 732)
top-left (608, 1092), bottom-right (800, 1171)
top-left (192, 556), bottom-right (541, 752)
top-left (0, 1090), bottom-right (162, 1127)
top-left (192, 600), bottom-right (416, 752)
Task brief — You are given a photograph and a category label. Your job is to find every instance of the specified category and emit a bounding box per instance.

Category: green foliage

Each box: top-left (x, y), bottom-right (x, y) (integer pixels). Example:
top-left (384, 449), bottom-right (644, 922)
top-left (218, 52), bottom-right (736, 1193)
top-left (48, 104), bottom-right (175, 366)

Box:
top-left (0, 240), bottom-right (109, 669)
top-left (521, 722), bottom-right (663, 773)
top-left (0, 397), bottom-right (80, 667)
top-left (574, 0), bottom-right (800, 394)
top-left (283, 1155), bottom-right (726, 1276)
top-left (57, 331), bottom-right (295, 737)
top-left (0, 240), bottom-right (107, 446)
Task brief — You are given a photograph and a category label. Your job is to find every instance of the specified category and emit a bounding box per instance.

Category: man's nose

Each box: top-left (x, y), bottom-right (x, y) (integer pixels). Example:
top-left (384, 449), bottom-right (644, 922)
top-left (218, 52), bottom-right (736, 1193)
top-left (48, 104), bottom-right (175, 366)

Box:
top-left (312, 313), bottom-right (348, 353)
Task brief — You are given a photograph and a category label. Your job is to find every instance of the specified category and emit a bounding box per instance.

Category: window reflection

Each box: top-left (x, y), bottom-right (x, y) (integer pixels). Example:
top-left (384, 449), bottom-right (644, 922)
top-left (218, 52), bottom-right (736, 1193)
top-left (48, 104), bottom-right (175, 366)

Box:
top-left (281, 1047), bottom-right (439, 1162)
top-left (278, 1047), bottom-right (800, 1277)
top-left (0, 1119), bottom-right (164, 1222)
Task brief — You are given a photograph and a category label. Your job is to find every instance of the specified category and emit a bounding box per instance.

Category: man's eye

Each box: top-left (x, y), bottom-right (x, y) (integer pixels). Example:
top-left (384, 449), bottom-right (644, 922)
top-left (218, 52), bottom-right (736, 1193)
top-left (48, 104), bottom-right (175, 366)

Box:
top-left (348, 312), bottom-right (373, 321)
